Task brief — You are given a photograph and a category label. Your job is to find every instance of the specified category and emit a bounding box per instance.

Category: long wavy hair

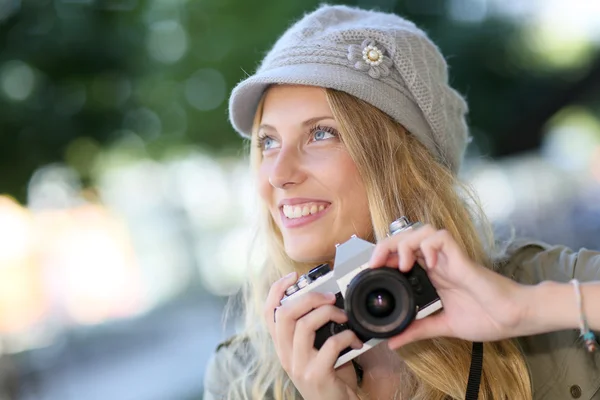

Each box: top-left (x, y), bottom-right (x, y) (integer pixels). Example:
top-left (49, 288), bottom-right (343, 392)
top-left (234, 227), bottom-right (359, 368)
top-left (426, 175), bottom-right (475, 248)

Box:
top-left (219, 87), bottom-right (532, 399)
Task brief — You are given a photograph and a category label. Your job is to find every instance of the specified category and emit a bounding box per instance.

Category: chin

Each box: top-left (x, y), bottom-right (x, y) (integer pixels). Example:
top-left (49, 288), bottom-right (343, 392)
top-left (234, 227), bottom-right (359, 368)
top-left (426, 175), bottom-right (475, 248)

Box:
top-left (284, 241), bottom-right (334, 265)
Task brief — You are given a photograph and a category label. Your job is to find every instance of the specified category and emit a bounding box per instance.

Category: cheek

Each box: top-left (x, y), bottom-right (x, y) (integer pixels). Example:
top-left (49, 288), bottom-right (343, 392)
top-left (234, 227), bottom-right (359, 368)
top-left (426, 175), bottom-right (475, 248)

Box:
top-left (335, 157), bottom-right (370, 217)
top-left (257, 165), bottom-right (271, 201)
top-left (333, 157), bottom-right (364, 196)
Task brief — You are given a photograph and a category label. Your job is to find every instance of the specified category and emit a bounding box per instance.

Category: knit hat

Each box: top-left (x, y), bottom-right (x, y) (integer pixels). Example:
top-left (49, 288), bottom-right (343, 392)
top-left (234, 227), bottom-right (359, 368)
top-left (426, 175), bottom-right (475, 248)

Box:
top-left (228, 4), bottom-right (470, 173)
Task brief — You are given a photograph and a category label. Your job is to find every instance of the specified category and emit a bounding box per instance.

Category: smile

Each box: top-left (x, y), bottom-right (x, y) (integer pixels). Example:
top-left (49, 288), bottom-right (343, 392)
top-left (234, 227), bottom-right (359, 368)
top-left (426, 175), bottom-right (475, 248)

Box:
top-left (279, 202), bottom-right (331, 228)
top-left (282, 203), bottom-right (328, 219)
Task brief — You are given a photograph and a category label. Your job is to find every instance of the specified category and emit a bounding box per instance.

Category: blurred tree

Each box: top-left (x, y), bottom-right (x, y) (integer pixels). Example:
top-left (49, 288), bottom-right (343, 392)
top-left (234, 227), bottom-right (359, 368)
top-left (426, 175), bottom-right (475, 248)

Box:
top-left (0, 0), bottom-right (599, 202)
top-left (0, 0), bottom-right (145, 201)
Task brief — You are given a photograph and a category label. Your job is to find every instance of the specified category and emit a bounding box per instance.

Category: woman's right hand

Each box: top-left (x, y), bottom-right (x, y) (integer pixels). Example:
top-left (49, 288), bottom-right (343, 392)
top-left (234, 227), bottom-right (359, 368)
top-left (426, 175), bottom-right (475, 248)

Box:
top-left (264, 272), bottom-right (364, 400)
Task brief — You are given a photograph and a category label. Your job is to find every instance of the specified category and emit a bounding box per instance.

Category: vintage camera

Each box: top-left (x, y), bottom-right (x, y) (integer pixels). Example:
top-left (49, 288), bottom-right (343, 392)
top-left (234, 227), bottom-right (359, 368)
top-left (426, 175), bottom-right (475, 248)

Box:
top-left (280, 217), bottom-right (442, 368)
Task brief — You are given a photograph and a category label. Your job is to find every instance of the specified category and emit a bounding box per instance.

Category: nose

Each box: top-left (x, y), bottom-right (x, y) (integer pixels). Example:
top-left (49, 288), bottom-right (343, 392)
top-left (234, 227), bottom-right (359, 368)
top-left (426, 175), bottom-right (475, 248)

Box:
top-left (268, 147), bottom-right (307, 189)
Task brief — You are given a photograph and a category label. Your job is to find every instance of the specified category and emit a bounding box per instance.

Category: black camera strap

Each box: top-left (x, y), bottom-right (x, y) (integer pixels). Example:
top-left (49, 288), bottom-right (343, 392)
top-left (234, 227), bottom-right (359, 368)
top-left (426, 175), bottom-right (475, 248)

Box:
top-left (465, 341), bottom-right (484, 400)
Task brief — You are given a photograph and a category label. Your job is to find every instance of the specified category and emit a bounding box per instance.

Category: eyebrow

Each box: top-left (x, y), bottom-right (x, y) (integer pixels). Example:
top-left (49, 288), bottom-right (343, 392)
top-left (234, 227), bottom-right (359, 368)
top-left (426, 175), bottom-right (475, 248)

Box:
top-left (258, 116), bottom-right (335, 132)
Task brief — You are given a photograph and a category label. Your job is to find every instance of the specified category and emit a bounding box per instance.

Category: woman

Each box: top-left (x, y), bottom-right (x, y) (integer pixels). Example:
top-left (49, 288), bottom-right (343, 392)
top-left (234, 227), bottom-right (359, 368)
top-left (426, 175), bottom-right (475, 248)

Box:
top-left (204, 5), bottom-right (600, 400)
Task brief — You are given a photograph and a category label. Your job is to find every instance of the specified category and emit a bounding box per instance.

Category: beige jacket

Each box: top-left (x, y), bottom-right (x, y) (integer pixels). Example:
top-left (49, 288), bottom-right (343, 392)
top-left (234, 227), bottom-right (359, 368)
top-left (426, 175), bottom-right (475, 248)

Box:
top-left (204, 241), bottom-right (600, 399)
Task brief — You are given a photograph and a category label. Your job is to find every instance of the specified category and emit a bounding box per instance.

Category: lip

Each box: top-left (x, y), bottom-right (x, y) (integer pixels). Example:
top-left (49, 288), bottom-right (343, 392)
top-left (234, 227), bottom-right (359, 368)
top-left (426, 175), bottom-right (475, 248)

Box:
top-left (277, 198), bottom-right (331, 229)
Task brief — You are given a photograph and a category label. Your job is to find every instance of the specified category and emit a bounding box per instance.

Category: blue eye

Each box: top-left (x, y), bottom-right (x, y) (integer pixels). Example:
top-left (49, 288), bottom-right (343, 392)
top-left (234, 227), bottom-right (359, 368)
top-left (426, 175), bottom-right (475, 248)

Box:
top-left (312, 127), bottom-right (337, 141)
top-left (257, 135), bottom-right (280, 151)
top-left (264, 137), bottom-right (275, 149)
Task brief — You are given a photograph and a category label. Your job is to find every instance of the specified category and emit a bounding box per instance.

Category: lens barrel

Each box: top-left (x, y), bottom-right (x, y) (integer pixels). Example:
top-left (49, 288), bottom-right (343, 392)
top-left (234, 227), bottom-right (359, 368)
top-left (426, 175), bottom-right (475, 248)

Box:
top-left (345, 268), bottom-right (416, 339)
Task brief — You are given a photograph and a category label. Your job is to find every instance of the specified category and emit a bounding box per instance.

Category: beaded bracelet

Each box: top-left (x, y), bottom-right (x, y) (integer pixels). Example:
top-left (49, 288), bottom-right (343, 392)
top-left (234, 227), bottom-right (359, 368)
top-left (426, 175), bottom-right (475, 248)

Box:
top-left (570, 279), bottom-right (598, 353)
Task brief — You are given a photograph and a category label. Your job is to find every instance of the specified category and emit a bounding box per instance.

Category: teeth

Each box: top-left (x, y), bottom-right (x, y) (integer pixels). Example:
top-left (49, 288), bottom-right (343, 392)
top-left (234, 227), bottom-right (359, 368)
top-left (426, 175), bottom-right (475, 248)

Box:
top-left (283, 203), bottom-right (328, 219)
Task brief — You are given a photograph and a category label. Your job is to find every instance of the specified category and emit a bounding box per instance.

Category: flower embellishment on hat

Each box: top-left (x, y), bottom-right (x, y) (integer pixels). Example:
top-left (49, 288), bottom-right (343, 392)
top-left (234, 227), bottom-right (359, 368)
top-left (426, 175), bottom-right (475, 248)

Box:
top-left (347, 39), bottom-right (393, 79)
top-left (362, 43), bottom-right (384, 66)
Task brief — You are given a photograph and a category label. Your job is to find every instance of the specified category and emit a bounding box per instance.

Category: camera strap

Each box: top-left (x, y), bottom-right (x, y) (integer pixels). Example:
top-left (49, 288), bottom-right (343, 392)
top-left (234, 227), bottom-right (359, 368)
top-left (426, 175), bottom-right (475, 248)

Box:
top-left (465, 341), bottom-right (484, 400)
top-left (352, 341), bottom-right (483, 397)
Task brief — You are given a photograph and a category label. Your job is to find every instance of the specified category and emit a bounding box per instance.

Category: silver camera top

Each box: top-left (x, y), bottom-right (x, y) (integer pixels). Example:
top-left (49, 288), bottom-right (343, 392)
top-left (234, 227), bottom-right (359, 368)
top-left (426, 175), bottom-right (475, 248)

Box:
top-left (389, 216), bottom-right (413, 235)
top-left (282, 217), bottom-right (419, 300)
top-left (284, 267), bottom-right (326, 297)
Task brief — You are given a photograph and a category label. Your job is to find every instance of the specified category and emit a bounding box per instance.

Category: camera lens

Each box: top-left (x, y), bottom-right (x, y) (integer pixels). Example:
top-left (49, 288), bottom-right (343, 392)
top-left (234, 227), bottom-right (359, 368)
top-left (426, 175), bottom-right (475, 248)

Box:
top-left (345, 268), bottom-right (416, 339)
top-left (366, 289), bottom-right (395, 318)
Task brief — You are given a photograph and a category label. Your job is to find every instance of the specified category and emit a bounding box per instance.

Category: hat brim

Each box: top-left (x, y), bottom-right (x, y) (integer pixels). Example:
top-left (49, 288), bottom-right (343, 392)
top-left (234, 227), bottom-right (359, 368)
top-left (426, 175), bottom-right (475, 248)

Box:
top-left (228, 63), bottom-right (435, 154)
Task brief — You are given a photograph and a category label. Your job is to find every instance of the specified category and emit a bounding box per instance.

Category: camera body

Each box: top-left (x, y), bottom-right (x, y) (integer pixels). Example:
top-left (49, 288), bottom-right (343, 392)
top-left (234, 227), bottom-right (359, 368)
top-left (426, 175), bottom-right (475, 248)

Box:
top-left (280, 217), bottom-right (442, 368)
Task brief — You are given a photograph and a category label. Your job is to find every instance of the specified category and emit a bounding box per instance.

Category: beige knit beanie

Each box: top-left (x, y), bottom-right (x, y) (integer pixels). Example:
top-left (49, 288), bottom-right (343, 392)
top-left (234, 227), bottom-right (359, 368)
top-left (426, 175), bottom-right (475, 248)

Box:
top-left (228, 4), bottom-right (470, 173)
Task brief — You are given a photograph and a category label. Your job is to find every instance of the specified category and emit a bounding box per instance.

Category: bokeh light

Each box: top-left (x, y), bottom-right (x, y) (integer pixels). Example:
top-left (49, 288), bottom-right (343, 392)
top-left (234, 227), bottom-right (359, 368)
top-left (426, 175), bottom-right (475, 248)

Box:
top-left (146, 20), bottom-right (189, 64)
top-left (1, 60), bottom-right (36, 102)
top-left (184, 68), bottom-right (227, 111)
top-left (123, 107), bottom-right (163, 140)
top-left (542, 106), bottom-right (600, 171)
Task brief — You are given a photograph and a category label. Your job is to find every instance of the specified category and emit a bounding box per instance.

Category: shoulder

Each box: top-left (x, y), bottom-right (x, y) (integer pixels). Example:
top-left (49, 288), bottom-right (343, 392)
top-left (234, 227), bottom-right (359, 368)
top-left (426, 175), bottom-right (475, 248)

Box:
top-left (497, 238), bottom-right (600, 285)
top-left (206, 334), bottom-right (253, 374)
top-left (501, 240), bottom-right (600, 399)
top-left (203, 335), bottom-right (254, 400)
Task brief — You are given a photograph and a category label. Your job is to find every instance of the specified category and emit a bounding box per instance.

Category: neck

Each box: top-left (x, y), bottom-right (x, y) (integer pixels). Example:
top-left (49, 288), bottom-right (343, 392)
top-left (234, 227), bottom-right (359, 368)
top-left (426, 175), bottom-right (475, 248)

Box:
top-left (357, 340), bottom-right (404, 373)
top-left (356, 341), bottom-right (407, 399)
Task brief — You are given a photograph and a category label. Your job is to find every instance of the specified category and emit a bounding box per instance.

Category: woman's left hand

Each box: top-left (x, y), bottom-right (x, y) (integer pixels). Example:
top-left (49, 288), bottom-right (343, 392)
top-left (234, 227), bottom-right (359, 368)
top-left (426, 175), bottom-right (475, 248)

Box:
top-left (368, 224), bottom-right (530, 349)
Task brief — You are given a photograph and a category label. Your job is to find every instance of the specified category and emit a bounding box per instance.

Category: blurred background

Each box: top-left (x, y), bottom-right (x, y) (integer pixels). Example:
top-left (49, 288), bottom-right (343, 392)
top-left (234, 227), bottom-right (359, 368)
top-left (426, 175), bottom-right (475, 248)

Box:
top-left (0, 0), bottom-right (599, 399)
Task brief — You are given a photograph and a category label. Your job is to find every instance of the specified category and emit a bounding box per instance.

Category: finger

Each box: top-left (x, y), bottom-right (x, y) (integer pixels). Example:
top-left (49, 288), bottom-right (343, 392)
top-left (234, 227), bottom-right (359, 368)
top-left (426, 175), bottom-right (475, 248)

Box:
top-left (369, 224), bottom-right (437, 270)
top-left (368, 229), bottom-right (413, 269)
top-left (277, 291), bottom-right (338, 323)
top-left (419, 230), bottom-right (467, 272)
top-left (393, 225), bottom-right (437, 272)
top-left (415, 250), bottom-right (428, 270)
top-left (379, 252), bottom-right (400, 269)
top-left (314, 329), bottom-right (363, 370)
top-left (264, 272), bottom-right (297, 337)
top-left (387, 312), bottom-right (450, 349)
top-left (420, 235), bottom-right (440, 271)
top-left (275, 292), bottom-right (337, 367)
top-left (292, 305), bottom-right (348, 372)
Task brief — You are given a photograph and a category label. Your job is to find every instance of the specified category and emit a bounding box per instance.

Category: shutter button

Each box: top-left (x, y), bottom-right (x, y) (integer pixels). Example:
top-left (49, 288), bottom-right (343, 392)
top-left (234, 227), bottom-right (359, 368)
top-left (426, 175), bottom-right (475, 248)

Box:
top-left (570, 384), bottom-right (582, 398)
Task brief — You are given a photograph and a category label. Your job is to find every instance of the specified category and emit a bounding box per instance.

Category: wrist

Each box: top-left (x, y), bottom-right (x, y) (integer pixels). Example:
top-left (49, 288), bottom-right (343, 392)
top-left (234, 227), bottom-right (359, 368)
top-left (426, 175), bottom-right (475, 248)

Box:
top-left (522, 281), bottom-right (579, 336)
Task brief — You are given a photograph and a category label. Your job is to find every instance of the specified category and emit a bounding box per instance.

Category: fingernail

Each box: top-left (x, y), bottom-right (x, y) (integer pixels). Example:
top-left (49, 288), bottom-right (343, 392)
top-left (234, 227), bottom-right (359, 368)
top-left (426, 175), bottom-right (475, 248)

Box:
top-left (352, 341), bottom-right (363, 350)
top-left (325, 292), bottom-right (336, 301)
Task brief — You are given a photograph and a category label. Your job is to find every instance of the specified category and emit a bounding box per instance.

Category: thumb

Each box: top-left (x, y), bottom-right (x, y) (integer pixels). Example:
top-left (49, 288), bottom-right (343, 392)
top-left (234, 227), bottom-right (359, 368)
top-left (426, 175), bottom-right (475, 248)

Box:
top-left (387, 312), bottom-right (449, 349)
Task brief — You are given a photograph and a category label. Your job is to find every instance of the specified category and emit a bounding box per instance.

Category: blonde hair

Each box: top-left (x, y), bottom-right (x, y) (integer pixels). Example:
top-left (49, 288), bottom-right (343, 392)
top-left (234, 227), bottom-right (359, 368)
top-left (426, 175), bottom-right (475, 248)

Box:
top-left (219, 87), bottom-right (532, 399)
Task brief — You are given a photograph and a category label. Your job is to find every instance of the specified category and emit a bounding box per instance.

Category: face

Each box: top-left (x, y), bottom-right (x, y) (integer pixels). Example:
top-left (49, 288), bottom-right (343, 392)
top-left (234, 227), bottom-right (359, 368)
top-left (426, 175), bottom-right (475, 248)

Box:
top-left (257, 85), bottom-right (372, 264)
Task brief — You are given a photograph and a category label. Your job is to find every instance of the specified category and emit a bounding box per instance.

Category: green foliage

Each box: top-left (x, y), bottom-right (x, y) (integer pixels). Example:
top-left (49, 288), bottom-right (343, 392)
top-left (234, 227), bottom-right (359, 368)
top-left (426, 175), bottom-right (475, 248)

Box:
top-left (0, 0), bottom-right (598, 202)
